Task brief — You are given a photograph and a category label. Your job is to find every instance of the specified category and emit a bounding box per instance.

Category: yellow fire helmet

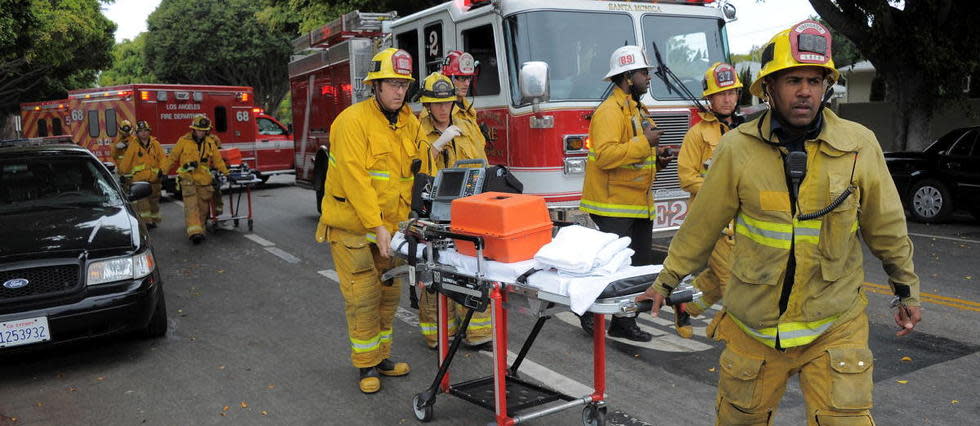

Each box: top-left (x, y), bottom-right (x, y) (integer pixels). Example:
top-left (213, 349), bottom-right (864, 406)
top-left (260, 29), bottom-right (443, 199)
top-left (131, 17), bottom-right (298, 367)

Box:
top-left (119, 120), bottom-right (133, 134)
top-left (418, 72), bottom-right (456, 103)
top-left (136, 120), bottom-right (151, 132)
top-left (363, 48), bottom-right (415, 83)
top-left (750, 20), bottom-right (840, 98)
top-left (702, 62), bottom-right (742, 97)
top-left (189, 114), bottom-right (211, 131)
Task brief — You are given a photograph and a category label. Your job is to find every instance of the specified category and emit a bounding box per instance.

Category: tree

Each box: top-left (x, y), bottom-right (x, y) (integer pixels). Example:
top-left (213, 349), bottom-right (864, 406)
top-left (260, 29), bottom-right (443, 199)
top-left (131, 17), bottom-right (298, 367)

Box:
top-left (144, 0), bottom-right (292, 112)
top-left (0, 0), bottom-right (115, 116)
top-left (99, 33), bottom-right (156, 86)
top-left (810, 0), bottom-right (980, 151)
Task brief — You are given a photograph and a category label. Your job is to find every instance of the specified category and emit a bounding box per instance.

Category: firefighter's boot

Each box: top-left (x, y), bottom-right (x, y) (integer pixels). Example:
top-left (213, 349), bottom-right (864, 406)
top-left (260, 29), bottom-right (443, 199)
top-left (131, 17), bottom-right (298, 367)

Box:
top-left (376, 358), bottom-right (410, 377)
top-left (608, 316), bottom-right (653, 342)
top-left (358, 367), bottom-right (381, 394)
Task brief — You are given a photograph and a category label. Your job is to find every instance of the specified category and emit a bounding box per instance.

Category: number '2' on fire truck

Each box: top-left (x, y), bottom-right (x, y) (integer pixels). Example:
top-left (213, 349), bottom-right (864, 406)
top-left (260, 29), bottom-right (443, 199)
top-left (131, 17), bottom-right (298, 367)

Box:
top-left (289, 0), bottom-right (732, 234)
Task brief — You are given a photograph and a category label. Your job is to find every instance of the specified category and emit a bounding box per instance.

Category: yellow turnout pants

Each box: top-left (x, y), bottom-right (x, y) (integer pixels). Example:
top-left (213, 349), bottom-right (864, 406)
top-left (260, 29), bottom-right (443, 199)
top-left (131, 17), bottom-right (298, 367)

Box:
top-left (328, 227), bottom-right (402, 368)
top-left (180, 177), bottom-right (213, 237)
top-left (688, 232), bottom-right (733, 316)
top-left (135, 181), bottom-right (162, 224)
top-left (708, 308), bottom-right (875, 426)
top-left (418, 289), bottom-right (492, 347)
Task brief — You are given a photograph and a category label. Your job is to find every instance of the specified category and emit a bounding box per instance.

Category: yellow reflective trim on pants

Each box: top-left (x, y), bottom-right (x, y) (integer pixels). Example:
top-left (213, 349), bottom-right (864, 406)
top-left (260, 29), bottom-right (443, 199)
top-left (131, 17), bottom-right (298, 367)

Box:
top-left (467, 316), bottom-right (492, 330)
top-left (728, 312), bottom-right (839, 348)
top-left (140, 212), bottom-right (153, 218)
top-left (419, 322), bottom-right (438, 336)
top-left (735, 213), bottom-right (792, 249)
top-left (350, 334), bottom-right (381, 353)
top-left (400, 176), bottom-right (414, 182)
top-left (579, 199), bottom-right (654, 219)
top-left (132, 164), bottom-right (146, 172)
top-left (187, 225), bottom-right (203, 234)
top-left (368, 170), bottom-right (390, 181)
top-left (379, 329), bottom-right (392, 343)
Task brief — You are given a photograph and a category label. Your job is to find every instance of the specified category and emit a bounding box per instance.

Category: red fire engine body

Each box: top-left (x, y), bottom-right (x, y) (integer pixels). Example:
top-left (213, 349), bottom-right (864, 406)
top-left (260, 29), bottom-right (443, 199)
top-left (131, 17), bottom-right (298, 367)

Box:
top-left (290, 0), bottom-right (731, 234)
top-left (20, 83), bottom-right (294, 191)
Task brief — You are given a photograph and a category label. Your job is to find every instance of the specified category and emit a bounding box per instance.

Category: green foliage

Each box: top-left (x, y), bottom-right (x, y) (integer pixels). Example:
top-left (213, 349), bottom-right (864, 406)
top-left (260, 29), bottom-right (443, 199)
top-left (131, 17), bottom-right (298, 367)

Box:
top-left (99, 33), bottom-right (156, 86)
top-left (145, 0), bottom-right (292, 111)
top-left (0, 0), bottom-right (115, 114)
top-left (810, 16), bottom-right (862, 68)
top-left (738, 66), bottom-right (753, 106)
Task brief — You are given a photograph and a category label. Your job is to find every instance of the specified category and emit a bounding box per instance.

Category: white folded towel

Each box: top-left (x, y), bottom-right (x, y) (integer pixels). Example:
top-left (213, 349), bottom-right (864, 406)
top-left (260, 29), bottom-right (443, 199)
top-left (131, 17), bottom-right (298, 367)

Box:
top-left (567, 265), bottom-right (660, 315)
top-left (593, 237), bottom-right (631, 268)
top-left (533, 225), bottom-right (618, 273)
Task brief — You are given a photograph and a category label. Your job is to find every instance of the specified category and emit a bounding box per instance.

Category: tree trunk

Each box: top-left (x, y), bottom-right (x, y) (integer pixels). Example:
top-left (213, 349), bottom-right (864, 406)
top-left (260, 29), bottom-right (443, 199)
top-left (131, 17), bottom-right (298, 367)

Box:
top-left (885, 72), bottom-right (933, 152)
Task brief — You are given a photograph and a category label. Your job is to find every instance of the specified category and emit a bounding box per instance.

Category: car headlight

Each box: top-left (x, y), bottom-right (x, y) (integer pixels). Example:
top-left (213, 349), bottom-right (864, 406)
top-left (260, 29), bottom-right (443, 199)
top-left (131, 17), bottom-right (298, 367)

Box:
top-left (87, 250), bottom-right (156, 285)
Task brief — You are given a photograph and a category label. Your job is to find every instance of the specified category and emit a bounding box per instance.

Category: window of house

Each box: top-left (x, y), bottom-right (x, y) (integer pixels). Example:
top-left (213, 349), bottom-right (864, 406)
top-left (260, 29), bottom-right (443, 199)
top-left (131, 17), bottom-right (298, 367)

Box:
top-left (462, 24), bottom-right (501, 96)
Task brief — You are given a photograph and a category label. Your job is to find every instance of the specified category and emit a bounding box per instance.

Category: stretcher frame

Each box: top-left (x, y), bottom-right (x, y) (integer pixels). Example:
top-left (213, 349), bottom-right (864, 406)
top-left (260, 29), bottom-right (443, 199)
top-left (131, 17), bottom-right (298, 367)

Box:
top-left (207, 168), bottom-right (262, 232)
top-left (397, 220), bottom-right (652, 426)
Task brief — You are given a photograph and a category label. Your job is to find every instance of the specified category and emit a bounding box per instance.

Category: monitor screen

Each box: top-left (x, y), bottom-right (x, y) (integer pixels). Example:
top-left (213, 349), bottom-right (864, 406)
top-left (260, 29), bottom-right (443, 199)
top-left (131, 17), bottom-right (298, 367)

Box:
top-left (436, 169), bottom-right (467, 198)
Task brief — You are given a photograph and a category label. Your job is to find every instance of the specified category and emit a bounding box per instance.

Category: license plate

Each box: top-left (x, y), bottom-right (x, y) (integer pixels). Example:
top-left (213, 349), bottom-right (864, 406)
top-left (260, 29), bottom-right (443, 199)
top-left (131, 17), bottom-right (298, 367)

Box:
top-left (0, 316), bottom-right (50, 348)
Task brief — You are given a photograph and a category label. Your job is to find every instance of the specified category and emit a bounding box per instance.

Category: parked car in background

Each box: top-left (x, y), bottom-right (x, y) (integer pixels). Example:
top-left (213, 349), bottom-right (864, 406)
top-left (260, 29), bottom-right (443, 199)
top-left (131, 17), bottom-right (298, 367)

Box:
top-left (885, 126), bottom-right (980, 223)
top-left (0, 138), bottom-right (166, 351)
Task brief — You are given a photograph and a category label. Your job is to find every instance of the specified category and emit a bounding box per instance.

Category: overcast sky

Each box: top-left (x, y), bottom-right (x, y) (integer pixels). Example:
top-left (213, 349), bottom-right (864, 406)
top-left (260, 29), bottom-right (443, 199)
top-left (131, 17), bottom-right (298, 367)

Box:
top-left (105, 0), bottom-right (816, 54)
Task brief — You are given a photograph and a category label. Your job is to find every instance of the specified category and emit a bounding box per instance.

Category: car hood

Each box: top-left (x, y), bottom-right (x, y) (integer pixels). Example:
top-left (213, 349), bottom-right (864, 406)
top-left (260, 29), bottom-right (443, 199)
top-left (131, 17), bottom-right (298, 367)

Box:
top-left (0, 205), bottom-right (140, 259)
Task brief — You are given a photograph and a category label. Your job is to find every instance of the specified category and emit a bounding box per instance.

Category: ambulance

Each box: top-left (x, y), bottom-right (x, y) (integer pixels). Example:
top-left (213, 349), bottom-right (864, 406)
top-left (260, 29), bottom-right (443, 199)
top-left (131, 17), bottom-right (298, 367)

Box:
top-left (289, 0), bottom-right (735, 232)
top-left (20, 83), bottom-right (294, 192)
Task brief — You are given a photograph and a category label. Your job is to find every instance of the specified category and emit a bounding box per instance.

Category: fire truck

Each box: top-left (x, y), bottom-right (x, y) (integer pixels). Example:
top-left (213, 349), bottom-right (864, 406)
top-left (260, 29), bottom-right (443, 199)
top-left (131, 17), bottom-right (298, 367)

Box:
top-left (20, 83), bottom-right (294, 192)
top-left (289, 0), bottom-right (735, 233)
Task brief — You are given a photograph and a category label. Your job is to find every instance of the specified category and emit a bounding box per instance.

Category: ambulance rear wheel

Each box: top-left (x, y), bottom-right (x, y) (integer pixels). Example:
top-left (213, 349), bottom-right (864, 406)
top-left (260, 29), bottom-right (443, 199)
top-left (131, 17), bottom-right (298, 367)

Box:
top-left (582, 405), bottom-right (606, 426)
top-left (412, 393), bottom-right (433, 422)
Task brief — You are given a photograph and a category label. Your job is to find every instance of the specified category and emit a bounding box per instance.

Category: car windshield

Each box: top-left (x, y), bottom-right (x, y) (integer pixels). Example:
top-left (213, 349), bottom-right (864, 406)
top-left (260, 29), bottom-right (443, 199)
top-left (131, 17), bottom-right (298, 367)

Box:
top-left (642, 15), bottom-right (728, 101)
top-left (0, 155), bottom-right (123, 214)
top-left (505, 11), bottom-right (637, 103)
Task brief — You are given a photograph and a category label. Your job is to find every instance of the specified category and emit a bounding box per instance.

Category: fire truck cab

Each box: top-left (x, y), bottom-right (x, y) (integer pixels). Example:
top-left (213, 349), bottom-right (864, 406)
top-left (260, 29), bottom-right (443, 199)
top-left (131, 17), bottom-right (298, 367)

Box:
top-left (290, 0), bottom-right (732, 233)
top-left (20, 84), bottom-right (294, 192)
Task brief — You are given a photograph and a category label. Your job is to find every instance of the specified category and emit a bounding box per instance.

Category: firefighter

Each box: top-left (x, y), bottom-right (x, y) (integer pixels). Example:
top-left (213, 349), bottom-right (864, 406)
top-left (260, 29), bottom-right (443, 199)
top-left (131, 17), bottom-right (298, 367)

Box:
top-left (415, 72), bottom-right (492, 349)
top-left (162, 114), bottom-right (229, 244)
top-left (430, 50), bottom-right (486, 154)
top-left (119, 121), bottom-right (165, 228)
top-left (578, 45), bottom-right (673, 342)
top-left (314, 48), bottom-right (417, 393)
top-left (111, 120), bottom-right (134, 165)
top-left (671, 62), bottom-right (744, 338)
top-left (638, 21), bottom-right (920, 425)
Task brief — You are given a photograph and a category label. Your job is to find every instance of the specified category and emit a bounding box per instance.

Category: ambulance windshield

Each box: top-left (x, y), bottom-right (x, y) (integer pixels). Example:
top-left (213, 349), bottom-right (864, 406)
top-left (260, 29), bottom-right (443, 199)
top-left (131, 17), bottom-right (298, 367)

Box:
top-left (643, 15), bottom-right (729, 101)
top-left (505, 11), bottom-right (636, 102)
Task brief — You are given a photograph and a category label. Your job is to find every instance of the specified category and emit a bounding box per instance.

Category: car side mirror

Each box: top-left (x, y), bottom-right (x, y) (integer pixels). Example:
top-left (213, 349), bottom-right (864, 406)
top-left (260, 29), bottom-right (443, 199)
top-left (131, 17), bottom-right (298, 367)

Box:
top-left (519, 61), bottom-right (550, 113)
top-left (129, 181), bottom-right (152, 201)
top-left (103, 161), bottom-right (117, 173)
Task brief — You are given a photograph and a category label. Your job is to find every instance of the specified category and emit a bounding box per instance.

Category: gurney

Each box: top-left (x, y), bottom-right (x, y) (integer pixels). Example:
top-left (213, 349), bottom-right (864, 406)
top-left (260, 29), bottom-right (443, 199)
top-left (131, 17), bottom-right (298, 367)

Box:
top-left (390, 219), bottom-right (696, 426)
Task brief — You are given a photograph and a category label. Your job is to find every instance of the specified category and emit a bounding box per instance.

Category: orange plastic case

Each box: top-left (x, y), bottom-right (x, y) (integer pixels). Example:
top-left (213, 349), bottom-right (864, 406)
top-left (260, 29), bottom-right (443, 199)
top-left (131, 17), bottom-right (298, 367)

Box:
top-left (220, 148), bottom-right (243, 167)
top-left (450, 192), bottom-right (553, 262)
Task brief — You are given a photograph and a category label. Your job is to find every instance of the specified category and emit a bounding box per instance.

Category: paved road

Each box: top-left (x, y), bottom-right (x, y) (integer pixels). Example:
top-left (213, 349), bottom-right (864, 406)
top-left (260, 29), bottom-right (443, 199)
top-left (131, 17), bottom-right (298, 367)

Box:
top-left (1, 176), bottom-right (978, 425)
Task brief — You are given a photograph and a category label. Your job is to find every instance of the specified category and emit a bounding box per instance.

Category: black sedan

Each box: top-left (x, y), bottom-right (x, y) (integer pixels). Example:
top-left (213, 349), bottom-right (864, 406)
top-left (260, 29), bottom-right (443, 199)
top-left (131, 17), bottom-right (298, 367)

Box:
top-left (0, 139), bottom-right (166, 351)
top-left (885, 126), bottom-right (980, 223)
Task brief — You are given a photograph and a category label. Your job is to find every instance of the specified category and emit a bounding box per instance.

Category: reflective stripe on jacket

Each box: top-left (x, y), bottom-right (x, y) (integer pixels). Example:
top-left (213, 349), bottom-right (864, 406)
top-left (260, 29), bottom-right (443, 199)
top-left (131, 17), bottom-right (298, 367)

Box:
top-left (652, 109), bottom-right (919, 348)
top-left (580, 86), bottom-right (658, 219)
top-left (162, 133), bottom-right (228, 185)
top-left (119, 136), bottom-right (165, 183)
top-left (315, 99), bottom-right (421, 241)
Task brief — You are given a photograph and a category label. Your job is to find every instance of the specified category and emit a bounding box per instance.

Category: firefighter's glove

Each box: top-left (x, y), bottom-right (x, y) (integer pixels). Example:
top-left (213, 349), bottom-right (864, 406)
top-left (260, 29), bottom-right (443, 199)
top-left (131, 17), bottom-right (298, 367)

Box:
top-left (431, 125), bottom-right (462, 151)
top-left (115, 142), bottom-right (127, 150)
top-left (183, 161), bottom-right (198, 172)
top-left (656, 146), bottom-right (675, 170)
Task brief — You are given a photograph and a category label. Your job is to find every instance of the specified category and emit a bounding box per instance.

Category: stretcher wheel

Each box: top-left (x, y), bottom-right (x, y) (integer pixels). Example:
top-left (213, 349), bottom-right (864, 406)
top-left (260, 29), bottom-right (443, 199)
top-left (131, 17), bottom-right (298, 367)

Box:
top-left (582, 405), bottom-right (606, 426)
top-left (412, 393), bottom-right (433, 422)
top-left (247, 219), bottom-right (254, 231)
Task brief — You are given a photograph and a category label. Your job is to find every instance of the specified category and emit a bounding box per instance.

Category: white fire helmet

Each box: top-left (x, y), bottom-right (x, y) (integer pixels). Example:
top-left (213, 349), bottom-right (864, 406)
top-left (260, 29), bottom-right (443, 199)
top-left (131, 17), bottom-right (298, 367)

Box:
top-left (603, 45), bottom-right (653, 81)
